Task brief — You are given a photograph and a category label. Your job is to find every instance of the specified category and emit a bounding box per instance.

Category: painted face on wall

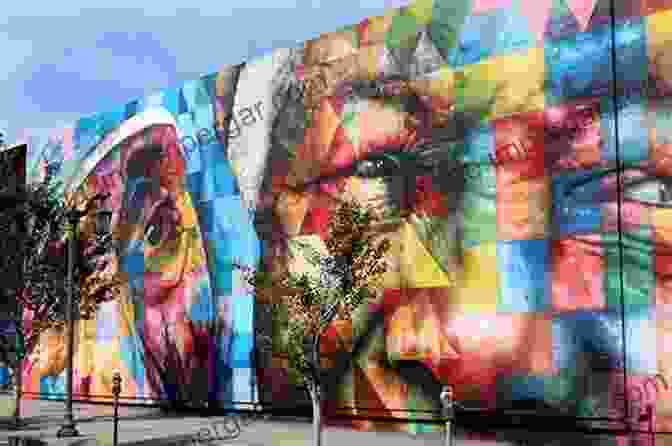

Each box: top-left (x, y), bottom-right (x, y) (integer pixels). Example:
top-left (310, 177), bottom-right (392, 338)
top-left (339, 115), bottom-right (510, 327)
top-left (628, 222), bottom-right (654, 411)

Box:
top-left (83, 117), bottom-right (211, 401)
top-left (27, 112), bottom-right (212, 403)
top-left (260, 24), bottom-right (470, 427)
top-left (258, 9), bottom-right (672, 436)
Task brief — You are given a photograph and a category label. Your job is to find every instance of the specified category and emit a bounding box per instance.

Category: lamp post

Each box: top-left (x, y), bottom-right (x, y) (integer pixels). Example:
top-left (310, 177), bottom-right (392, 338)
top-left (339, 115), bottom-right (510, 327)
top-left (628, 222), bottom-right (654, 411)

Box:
top-left (112, 369), bottom-right (122, 446)
top-left (57, 193), bottom-right (112, 438)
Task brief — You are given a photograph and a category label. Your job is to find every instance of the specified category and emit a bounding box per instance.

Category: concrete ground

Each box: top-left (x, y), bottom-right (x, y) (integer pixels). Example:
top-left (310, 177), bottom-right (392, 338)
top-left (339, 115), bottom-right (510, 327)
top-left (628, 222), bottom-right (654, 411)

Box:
top-left (0, 395), bottom-right (447, 446)
top-left (2, 395), bottom-right (652, 446)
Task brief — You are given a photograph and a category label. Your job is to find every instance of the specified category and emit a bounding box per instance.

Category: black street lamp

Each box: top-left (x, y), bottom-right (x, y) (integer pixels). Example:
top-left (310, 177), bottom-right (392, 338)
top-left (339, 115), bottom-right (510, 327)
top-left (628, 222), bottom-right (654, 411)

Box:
top-left (57, 193), bottom-right (112, 438)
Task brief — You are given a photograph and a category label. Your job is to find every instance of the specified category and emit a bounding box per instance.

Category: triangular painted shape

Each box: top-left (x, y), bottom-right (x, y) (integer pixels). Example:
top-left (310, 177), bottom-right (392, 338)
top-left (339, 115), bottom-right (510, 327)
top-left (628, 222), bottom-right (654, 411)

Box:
top-left (380, 44), bottom-right (405, 78)
top-left (519, 0), bottom-right (554, 44)
top-left (587, 0), bottom-right (611, 30)
top-left (409, 29), bottom-right (446, 78)
top-left (567, 0), bottom-right (598, 31)
top-left (399, 220), bottom-right (454, 288)
top-left (178, 89), bottom-right (189, 116)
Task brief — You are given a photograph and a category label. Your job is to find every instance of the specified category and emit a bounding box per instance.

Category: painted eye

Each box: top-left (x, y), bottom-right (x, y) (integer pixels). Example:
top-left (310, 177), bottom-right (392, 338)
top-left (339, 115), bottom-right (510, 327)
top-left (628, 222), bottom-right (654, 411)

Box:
top-left (354, 156), bottom-right (403, 178)
top-left (144, 222), bottom-right (162, 246)
top-left (617, 176), bottom-right (672, 208)
top-left (144, 203), bottom-right (176, 247)
top-left (659, 179), bottom-right (672, 203)
top-left (354, 160), bottom-right (379, 177)
top-left (351, 80), bottom-right (385, 97)
top-left (625, 179), bottom-right (664, 204)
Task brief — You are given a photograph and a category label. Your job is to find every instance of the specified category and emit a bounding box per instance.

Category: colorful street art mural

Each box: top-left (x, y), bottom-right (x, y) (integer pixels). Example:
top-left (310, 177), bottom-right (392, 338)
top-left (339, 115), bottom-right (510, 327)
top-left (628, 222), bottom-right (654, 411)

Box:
top-left (22, 0), bottom-right (672, 441)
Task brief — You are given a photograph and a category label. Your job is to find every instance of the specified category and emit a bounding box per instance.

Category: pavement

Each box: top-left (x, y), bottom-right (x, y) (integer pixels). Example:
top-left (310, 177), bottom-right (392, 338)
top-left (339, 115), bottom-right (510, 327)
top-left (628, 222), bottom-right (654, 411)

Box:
top-left (2, 395), bottom-right (653, 446)
top-left (0, 394), bottom-right (447, 446)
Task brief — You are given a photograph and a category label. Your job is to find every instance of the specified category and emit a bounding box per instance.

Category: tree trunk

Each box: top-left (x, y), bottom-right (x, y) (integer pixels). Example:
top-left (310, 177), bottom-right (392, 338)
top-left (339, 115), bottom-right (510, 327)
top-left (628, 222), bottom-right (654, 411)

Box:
top-left (309, 333), bottom-right (324, 446)
top-left (307, 380), bottom-right (322, 446)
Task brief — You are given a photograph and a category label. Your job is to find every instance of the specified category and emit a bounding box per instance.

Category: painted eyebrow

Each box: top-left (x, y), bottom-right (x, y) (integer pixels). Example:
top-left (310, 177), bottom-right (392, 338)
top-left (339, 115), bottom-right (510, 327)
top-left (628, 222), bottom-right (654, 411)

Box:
top-left (284, 77), bottom-right (475, 191)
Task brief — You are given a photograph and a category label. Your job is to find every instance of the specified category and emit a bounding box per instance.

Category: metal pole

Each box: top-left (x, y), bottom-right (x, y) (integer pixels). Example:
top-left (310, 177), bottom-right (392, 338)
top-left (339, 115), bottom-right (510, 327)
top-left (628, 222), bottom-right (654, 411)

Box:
top-left (57, 215), bottom-right (79, 438)
top-left (440, 385), bottom-right (455, 446)
top-left (608, 0), bottom-right (629, 426)
top-left (445, 418), bottom-right (452, 446)
top-left (112, 370), bottom-right (122, 446)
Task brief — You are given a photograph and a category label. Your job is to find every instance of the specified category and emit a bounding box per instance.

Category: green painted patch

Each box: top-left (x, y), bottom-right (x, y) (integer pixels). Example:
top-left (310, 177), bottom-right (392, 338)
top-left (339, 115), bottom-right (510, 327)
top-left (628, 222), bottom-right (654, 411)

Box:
top-left (386, 13), bottom-right (420, 50)
top-left (427, 0), bottom-right (471, 58)
top-left (604, 229), bottom-right (654, 312)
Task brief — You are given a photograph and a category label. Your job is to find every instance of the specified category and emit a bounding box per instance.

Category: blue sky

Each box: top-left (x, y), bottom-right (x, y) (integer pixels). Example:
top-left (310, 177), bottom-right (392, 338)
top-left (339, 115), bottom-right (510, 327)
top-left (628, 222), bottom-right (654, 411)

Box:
top-left (1, 0), bottom-right (408, 147)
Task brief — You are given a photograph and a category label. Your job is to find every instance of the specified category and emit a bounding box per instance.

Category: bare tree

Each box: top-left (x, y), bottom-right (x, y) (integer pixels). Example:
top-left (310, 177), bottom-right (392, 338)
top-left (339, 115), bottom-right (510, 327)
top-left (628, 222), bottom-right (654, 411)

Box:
top-left (236, 199), bottom-right (391, 446)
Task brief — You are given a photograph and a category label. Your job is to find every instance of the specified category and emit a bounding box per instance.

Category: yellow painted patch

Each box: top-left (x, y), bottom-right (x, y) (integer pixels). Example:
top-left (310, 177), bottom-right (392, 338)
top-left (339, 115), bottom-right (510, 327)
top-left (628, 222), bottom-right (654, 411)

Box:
top-left (178, 192), bottom-right (199, 228)
top-left (399, 220), bottom-right (453, 288)
top-left (364, 12), bottom-right (396, 46)
top-left (451, 243), bottom-right (499, 313)
top-left (118, 293), bottom-right (135, 338)
top-left (459, 47), bottom-right (545, 122)
top-left (77, 319), bottom-right (97, 376)
top-left (647, 8), bottom-right (672, 53)
top-left (653, 207), bottom-right (672, 244)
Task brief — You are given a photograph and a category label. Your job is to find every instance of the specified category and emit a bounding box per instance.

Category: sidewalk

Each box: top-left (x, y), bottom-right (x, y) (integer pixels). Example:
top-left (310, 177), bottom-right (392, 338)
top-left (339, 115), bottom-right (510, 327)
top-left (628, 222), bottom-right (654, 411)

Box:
top-left (0, 396), bottom-right (445, 446)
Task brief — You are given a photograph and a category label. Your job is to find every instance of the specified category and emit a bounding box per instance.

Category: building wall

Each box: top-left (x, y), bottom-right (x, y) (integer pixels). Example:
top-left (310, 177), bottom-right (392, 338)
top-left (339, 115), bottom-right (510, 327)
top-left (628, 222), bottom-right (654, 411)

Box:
top-left (23, 0), bottom-right (672, 441)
